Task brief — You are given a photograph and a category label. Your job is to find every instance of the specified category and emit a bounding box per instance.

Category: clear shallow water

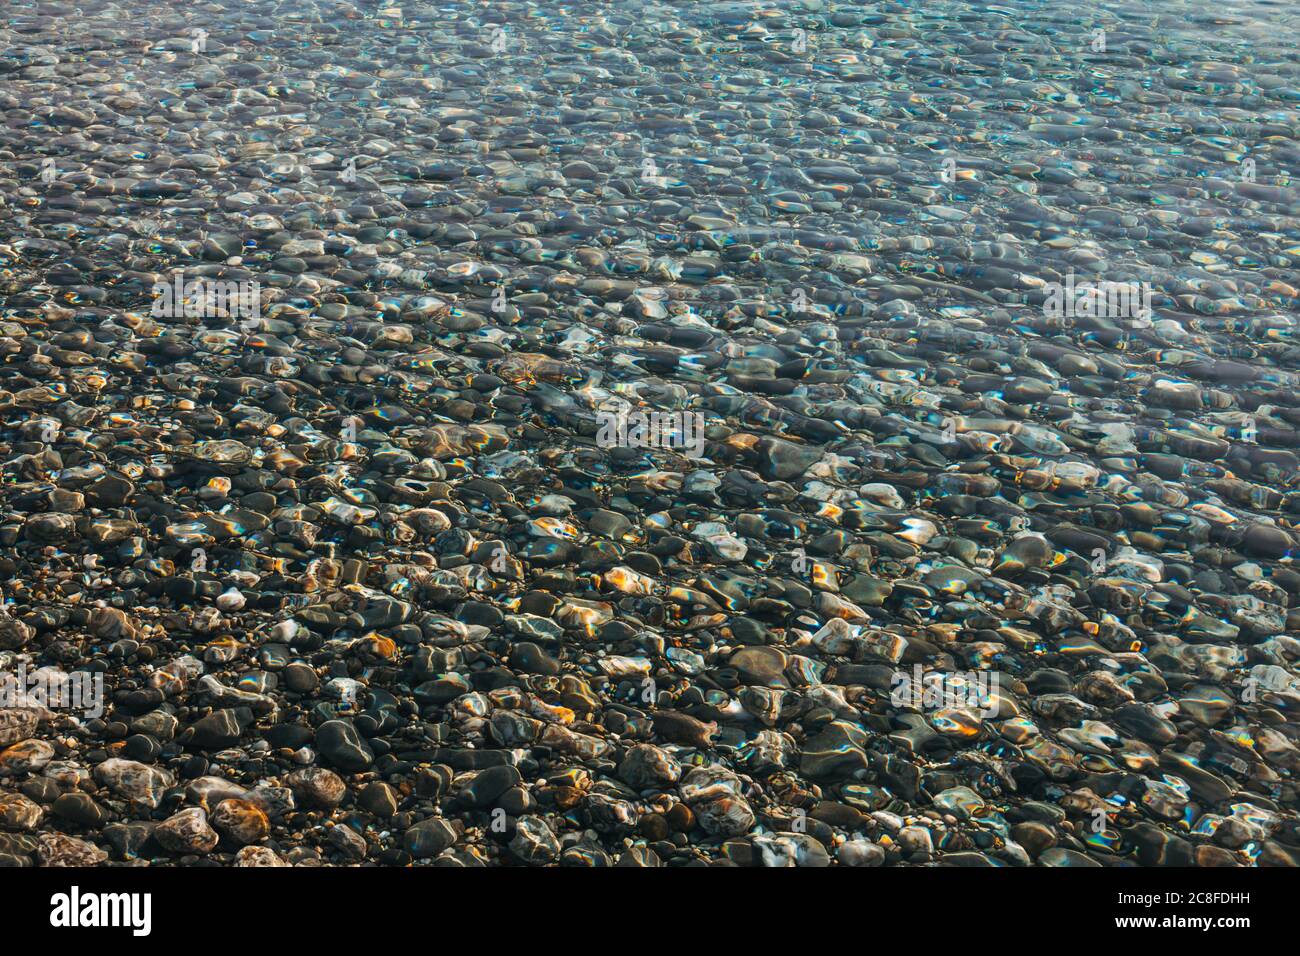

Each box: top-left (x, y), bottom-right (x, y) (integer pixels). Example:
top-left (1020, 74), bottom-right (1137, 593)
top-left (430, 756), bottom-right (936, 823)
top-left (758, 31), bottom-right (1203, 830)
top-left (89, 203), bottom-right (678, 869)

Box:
top-left (0, 0), bottom-right (1298, 868)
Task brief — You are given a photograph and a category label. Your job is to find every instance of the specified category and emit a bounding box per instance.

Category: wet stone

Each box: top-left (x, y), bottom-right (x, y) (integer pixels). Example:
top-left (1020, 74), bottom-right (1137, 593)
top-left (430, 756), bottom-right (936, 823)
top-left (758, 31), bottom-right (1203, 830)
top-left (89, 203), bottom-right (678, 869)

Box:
top-left (314, 720), bottom-right (375, 772)
top-left (404, 818), bottom-right (459, 859)
top-left (155, 808), bottom-right (220, 855)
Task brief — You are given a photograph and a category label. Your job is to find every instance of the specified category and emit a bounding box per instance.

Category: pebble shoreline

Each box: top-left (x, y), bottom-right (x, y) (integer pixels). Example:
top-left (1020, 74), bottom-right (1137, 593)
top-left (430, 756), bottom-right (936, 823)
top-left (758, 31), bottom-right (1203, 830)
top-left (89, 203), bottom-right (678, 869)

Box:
top-left (1, 0), bottom-right (1299, 867)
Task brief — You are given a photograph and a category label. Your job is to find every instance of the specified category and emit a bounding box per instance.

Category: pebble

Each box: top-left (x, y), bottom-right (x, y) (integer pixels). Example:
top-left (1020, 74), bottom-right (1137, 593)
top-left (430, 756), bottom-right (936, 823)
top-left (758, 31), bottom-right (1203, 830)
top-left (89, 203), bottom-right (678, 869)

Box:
top-left (210, 798), bottom-right (271, 846)
top-left (35, 833), bottom-right (108, 867)
top-left (235, 845), bottom-right (290, 867)
top-left (154, 808), bottom-right (220, 855)
top-left (94, 759), bottom-right (175, 809)
top-left (0, 793), bottom-right (45, 831)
